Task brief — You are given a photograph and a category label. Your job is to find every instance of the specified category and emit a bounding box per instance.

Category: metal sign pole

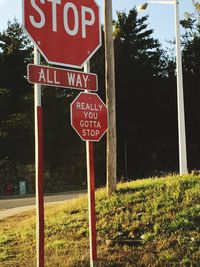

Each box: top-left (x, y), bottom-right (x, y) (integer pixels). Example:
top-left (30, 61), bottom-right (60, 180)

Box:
top-left (84, 62), bottom-right (97, 267)
top-left (86, 141), bottom-right (97, 266)
top-left (34, 46), bottom-right (45, 267)
top-left (174, 0), bottom-right (188, 174)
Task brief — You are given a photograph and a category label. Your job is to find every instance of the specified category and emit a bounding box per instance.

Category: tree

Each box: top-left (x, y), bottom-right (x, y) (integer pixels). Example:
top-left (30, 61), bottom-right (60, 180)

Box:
top-left (0, 20), bottom-right (34, 193)
top-left (181, 0), bottom-right (200, 40)
top-left (113, 8), bottom-right (178, 177)
top-left (114, 9), bottom-right (164, 76)
top-left (180, 1), bottom-right (200, 170)
top-left (0, 20), bottom-right (33, 165)
top-left (181, 1), bottom-right (200, 76)
top-left (0, 19), bottom-right (33, 92)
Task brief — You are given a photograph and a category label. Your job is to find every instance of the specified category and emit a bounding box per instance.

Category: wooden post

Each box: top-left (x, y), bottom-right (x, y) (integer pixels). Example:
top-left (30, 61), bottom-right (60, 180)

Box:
top-left (104, 0), bottom-right (117, 195)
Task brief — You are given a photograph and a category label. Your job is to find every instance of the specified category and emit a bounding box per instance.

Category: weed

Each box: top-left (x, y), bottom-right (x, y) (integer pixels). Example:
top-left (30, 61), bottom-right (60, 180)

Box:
top-left (0, 174), bottom-right (200, 266)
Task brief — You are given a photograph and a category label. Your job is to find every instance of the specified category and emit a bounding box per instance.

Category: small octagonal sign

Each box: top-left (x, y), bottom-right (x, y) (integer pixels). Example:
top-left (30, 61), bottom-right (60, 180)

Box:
top-left (70, 92), bottom-right (108, 141)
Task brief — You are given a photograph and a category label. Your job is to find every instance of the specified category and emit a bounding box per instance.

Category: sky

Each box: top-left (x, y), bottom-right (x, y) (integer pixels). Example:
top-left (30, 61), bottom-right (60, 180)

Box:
top-left (0, 0), bottom-right (194, 48)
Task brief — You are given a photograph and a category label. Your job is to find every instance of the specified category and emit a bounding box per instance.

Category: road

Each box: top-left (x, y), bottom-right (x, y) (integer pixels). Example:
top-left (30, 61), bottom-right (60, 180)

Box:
top-left (0, 191), bottom-right (86, 220)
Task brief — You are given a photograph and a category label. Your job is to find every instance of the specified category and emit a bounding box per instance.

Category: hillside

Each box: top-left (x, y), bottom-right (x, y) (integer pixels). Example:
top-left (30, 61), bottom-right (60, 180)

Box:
top-left (0, 174), bottom-right (200, 266)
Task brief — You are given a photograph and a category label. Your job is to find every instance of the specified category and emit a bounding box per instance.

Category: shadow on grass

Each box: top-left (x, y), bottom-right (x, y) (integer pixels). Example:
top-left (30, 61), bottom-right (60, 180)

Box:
top-left (116, 184), bottom-right (159, 195)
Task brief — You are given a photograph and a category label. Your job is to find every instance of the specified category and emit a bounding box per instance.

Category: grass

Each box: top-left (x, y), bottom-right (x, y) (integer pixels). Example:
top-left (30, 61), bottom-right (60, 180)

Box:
top-left (0, 174), bottom-right (200, 266)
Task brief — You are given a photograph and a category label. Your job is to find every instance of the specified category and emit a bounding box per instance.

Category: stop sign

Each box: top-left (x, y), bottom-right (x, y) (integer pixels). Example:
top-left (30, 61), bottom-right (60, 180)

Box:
top-left (71, 92), bottom-right (108, 141)
top-left (23, 0), bottom-right (101, 69)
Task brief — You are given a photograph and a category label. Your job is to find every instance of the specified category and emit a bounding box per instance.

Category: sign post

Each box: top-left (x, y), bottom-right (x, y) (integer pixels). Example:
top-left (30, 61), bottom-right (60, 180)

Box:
top-left (84, 62), bottom-right (97, 266)
top-left (34, 47), bottom-right (44, 267)
top-left (71, 86), bottom-right (108, 266)
top-left (86, 140), bottom-right (97, 266)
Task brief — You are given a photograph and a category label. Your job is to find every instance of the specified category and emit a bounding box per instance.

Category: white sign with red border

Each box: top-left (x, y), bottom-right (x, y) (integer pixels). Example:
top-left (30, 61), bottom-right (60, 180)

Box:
top-left (70, 92), bottom-right (108, 142)
top-left (27, 64), bottom-right (98, 91)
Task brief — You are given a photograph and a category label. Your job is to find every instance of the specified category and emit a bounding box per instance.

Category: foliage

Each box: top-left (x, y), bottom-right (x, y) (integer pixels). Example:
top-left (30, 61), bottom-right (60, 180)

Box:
top-left (181, 0), bottom-right (200, 75)
top-left (112, 8), bottom-right (179, 177)
top-left (180, 0), bottom-right (200, 40)
top-left (179, 0), bottom-right (200, 172)
top-left (0, 20), bottom-right (34, 171)
top-left (0, 174), bottom-right (200, 266)
top-left (114, 8), bottom-right (163, 76)
top-left (1, 2), bottom-right (200, 191)
top-left (0, 19), bottom-right (33, 91)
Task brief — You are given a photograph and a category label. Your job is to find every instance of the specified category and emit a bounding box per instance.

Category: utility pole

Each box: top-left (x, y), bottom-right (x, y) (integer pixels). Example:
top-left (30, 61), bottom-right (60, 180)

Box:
top-left (174, 0), bottom-right (188, 174)
top-left (104, 0), bottom-right (117, 195)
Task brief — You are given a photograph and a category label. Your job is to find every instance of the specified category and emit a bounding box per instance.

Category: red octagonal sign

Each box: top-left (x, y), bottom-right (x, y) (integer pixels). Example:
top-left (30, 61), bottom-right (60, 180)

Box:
top-left (71, 92), bottom-right (108, 141)
top-left (23, 0), bottom-right (101, 69)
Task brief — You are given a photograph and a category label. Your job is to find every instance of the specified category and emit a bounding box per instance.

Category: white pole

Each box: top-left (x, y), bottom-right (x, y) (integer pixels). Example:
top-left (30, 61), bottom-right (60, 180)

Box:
top-left (34, 46), bottom-right (44, 267)
top-left (34, 47), bottom-right (41, 107)
top-left (174, 0), bottom-right (188, 174)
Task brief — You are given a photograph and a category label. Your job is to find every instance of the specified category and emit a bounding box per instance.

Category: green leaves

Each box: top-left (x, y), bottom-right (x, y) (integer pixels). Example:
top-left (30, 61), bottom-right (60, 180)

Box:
top-left (181, 1), bottom-right (200, 39)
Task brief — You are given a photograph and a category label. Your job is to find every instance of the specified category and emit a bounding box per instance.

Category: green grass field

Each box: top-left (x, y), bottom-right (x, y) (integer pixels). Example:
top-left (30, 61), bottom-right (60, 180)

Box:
top-left (0, 174), bottom-right (200, 266)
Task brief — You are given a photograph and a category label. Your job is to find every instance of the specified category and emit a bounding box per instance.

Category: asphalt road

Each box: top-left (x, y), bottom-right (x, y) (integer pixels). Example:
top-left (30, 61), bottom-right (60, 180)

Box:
top-left (0, 191), bottom-right (86, 220)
